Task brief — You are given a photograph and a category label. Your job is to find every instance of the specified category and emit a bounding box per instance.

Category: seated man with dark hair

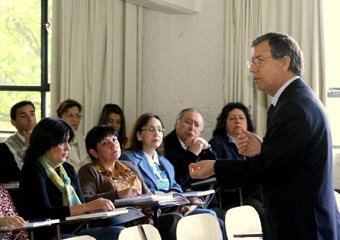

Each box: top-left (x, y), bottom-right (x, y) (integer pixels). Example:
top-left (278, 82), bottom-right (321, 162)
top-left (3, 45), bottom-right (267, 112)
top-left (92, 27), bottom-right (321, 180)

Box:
top-left (1, 101), bottom-right (36, 182)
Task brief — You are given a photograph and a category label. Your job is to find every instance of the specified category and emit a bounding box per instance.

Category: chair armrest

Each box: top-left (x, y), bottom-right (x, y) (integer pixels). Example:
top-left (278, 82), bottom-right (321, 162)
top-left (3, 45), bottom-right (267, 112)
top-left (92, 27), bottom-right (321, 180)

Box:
top-left (190, 177), bottom-right (216, 189)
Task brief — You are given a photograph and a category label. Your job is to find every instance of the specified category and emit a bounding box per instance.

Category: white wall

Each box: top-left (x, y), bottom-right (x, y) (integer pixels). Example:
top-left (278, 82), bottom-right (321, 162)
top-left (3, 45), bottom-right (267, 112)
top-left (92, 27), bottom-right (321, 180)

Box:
top-left (140, 0), bottom-right (225, 140)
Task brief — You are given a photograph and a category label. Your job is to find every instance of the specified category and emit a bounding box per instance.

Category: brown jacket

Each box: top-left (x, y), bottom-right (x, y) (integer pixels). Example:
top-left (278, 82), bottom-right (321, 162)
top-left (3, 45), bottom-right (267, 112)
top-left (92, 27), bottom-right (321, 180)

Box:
top-left (78, 161), bottom-right (151, 202)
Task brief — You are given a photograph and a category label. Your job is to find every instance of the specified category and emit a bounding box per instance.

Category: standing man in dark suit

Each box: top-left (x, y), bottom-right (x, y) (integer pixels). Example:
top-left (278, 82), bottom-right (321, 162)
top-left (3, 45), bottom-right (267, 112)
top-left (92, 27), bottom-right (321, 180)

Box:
top-left (189, 32), bottom-right (340, 240)
top-left (164, 108), bottom-right (216, 189)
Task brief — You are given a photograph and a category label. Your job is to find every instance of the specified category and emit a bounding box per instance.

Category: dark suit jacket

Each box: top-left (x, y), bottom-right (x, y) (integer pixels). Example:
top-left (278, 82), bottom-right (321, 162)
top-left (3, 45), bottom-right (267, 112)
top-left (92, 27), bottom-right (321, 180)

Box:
top-left (213, 79), bottom-right (340, 240)
top-left (0, 142), bottom-right (20, 182)
top-left (164, 129), bottom-right (216, 188)
top-left (209, 135), bottom-right (261, 205)
top-left (18, 160), bottom-right (85, 240)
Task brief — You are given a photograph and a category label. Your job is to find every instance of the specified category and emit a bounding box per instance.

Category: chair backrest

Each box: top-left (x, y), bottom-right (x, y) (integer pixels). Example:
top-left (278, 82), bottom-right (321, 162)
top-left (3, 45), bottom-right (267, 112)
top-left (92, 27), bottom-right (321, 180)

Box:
top-left (176, 213), bottom-right (222, 240)
top-left (64, 236), bottom-right (96, 240)
top-left (118, 224), bottom-right (161, 240)
top-left (225, 205), bottom-right (262, 240)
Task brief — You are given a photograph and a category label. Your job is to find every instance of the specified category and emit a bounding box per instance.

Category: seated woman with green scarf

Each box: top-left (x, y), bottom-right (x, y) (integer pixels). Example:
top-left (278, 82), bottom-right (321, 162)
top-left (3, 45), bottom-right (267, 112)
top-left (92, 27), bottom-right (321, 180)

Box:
top-left (17, 118), bottom-right (124, 240)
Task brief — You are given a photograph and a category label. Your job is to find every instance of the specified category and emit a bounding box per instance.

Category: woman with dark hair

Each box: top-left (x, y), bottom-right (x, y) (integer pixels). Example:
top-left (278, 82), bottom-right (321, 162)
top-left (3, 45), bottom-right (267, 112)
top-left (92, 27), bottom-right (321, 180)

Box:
top-left (78, 125), bottom-right (153, 224)
top-left (210, 102), bottom-right (254, 159)
top-left (17, 118), bottom-right (123, 240)
top-left (209, 103), bottom-right (264, 223)
top-left (98, 104), bottom-right (128, 150)
top-left (56, 99), bottom-right (91, 171)
top-left (120, 113), bottom-right (224, 240)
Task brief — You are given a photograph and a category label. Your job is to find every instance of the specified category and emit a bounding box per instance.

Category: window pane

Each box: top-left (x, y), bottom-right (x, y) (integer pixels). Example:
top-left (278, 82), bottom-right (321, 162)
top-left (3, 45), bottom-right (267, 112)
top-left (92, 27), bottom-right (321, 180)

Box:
top-left (0, 91), bottom-right (41, 131)
top-left (0, 0), bottom-right (41, 86)
top-left (46, 91), bottom-right (51, 117)
top-left (324, 0), bottom-right (340, 147)
top-left (327, 97), bottom-right (340, 146)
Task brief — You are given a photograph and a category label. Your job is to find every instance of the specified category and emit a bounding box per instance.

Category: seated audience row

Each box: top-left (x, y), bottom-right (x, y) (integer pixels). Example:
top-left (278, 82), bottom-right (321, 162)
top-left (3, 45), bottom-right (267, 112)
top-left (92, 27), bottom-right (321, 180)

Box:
top-left (0, 100), bottom-right (128, 179)
top-left (0, 99), bottom-right (264, 240)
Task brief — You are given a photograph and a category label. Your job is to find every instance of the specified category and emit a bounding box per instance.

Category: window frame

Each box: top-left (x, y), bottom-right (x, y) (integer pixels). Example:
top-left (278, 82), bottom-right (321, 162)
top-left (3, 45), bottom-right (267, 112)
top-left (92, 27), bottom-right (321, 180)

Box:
top-left (0, 0), bottom-right (50, 133)
top-left (327, 87), bottom-right (340, 149)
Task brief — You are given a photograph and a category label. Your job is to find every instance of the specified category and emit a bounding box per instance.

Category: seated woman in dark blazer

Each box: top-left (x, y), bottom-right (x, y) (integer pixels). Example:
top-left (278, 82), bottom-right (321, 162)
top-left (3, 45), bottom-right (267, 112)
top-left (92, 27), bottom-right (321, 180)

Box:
top-left (78, 125), bottom-right (153, 224)
top-left (17, 118), bottom-right (124, 240)
top-left (209, 102), bottom-right (264, 221)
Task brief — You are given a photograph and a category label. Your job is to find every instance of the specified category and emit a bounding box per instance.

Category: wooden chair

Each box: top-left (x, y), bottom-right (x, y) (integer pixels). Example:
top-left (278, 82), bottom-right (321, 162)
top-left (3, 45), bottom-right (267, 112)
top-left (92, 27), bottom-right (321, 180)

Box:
top-left (176, 213), bottom-right (222, 240)
top-left (225, 205), bottom-right (263, 240)
top-left (64, 236), bottom-right (96, 240)
top-left (118, 224), bottom-right (161, 240)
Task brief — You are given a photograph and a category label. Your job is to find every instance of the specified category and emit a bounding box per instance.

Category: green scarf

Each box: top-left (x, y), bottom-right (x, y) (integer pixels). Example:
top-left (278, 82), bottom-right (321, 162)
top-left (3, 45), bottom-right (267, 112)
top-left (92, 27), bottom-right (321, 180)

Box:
top-left (38, 156), bottom-right (81, 206)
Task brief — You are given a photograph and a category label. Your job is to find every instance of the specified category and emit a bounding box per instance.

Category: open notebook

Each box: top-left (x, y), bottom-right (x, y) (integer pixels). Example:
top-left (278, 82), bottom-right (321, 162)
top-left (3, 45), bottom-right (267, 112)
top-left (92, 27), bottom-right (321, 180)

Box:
top-left (114, 189), bottom-right (215, 206)
top-left (65, 207), bottom-right (129, 221)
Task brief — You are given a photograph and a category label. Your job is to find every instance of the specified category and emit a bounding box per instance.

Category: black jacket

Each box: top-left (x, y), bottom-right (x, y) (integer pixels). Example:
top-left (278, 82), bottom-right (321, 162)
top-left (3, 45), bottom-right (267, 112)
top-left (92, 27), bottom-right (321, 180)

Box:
top-left (164, 130), bottom-right (216, 188)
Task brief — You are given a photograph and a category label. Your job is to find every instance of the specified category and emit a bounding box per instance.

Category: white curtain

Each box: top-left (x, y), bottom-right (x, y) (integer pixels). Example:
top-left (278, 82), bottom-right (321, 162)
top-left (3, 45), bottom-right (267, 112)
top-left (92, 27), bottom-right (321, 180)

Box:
top-left (51, 0), bottom-right (143, 135)
top-left (224, 0), bottom-right (325, 137)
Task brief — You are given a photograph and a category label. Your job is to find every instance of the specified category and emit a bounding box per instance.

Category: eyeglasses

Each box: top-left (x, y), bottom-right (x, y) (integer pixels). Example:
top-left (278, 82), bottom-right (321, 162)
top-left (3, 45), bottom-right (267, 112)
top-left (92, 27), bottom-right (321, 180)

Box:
top-left (182, 120), bottom-right (202, 130)
top-left (63, 113), bottom-right (82, 118)
top-left (141, 126), bottom-right (165, 133)
top-left (247, 56), bottom-right (272, 69)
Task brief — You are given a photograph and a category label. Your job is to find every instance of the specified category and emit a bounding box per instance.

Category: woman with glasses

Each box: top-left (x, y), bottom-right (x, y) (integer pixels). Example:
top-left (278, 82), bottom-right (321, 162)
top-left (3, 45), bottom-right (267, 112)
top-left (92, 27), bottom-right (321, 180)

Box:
top-left (98, 104), bottom-right (128, 151)
top-left (120, 113), bottom-right (224, 240)
top-left (56, 99), bottom-right (91, 172)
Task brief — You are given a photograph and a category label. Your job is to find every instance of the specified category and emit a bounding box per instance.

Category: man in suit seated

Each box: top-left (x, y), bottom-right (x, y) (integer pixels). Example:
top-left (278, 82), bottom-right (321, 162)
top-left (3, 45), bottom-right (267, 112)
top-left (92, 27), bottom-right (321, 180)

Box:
top-left (0, 101), bottom-right (36, 182)
top-left (163, 108), bottom-right (216, 189)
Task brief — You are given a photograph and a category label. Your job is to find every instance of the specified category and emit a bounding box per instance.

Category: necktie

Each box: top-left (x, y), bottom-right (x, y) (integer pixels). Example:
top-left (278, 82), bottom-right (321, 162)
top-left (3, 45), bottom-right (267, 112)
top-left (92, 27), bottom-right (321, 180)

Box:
top-left (267, 104), bottom-right (275, 129)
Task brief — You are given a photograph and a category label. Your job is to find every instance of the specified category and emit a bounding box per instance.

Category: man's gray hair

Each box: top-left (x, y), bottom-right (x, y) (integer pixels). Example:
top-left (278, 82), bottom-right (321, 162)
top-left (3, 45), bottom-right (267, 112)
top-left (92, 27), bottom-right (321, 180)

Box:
top-left (176, 108), bottom-right (205, 130)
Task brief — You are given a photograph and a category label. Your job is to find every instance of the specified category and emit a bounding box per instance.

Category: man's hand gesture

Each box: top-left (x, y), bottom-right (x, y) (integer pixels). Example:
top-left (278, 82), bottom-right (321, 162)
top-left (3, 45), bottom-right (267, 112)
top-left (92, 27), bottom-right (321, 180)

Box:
top-left (236, 128), bottom-right (262, 157)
